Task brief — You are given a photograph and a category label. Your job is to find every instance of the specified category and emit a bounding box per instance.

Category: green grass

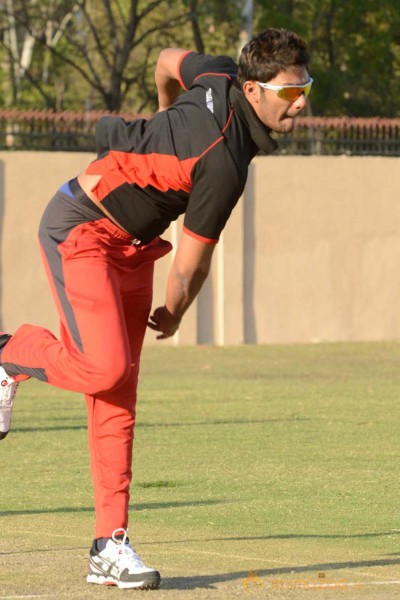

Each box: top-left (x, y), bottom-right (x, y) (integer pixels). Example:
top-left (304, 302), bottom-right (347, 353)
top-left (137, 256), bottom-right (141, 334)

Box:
top-left (1, 342), bottom-right (400, 599)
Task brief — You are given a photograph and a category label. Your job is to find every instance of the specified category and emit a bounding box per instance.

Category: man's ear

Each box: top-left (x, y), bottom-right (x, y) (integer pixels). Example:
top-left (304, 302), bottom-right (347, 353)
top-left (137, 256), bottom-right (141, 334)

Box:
top-left (242, 80), bottom-right (261, 106)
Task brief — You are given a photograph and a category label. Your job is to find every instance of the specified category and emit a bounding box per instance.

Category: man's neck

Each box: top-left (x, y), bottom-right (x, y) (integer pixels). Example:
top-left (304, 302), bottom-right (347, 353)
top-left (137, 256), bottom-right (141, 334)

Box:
top-left (229, 84), bottom-right (278, 155)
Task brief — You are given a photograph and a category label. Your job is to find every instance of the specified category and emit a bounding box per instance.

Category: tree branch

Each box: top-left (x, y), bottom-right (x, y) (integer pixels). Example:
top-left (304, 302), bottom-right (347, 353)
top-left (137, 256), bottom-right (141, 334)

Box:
top-left (117, 0), bottom-right (139, 72)
top-left (60, 30), bottom-right (106, 91)
top-left (131, 13), bottom-right (189, 51)
top-left (22, 64), bottom-right (56, 108)
top-left (189, 0), bottom-right (205, 54)
top-left (137, 0), bottom-right (166, 22)
top-left (78, 2), bottom-right (113, 70)
top-left (102, 0), bottom-right (120, 55)
top-left (0, 38), bottom-right (56, 107)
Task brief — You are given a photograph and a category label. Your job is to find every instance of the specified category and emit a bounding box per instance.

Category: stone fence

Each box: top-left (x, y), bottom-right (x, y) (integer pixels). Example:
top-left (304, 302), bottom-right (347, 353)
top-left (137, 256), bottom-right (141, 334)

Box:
top-left (0, 152), bottom-right (399, 345)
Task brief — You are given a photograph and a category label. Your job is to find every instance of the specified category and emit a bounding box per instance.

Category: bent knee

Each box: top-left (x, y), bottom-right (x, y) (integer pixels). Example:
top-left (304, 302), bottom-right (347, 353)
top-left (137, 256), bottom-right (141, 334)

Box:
top-left (85, 359), bottom-right (131, 395)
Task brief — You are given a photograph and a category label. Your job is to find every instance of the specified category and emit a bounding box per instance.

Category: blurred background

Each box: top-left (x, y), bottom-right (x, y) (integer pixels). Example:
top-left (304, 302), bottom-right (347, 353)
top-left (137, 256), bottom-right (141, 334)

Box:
top-left (1, 0), bottom-right (399, 117)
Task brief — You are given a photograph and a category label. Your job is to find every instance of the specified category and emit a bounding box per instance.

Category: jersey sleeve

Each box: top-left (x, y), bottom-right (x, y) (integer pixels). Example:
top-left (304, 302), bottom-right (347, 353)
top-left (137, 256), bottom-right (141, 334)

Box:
top-left (94, 115), bottom-right (146, 157)
top-left (179, 52), bottom-right (237, 91)
top-left (183, 141), bottom-right (246, 244)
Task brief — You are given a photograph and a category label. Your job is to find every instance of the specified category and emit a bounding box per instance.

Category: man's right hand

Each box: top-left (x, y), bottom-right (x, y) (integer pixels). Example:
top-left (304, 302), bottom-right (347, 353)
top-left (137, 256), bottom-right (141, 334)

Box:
top-left (147, 306), bottom-right (181, 339)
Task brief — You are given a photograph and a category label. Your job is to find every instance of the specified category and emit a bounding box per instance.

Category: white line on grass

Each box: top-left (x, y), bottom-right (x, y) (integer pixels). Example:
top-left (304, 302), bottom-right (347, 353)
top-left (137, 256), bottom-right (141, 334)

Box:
top-left (0, 596), bottom-right (54, 599)
top-left (156, 544), bottom-right (292, 565)
top-left (367, 581), bottom-right (400, 586)
top-left (287, 580), bottom-right (400, 590)
top-left (351, 569), bottom-right (393, 580)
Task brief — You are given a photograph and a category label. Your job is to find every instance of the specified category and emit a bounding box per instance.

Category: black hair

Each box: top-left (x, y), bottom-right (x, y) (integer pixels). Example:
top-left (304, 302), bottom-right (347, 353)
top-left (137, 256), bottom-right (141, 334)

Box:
top-left (237, 28), bottom-right (310, 87)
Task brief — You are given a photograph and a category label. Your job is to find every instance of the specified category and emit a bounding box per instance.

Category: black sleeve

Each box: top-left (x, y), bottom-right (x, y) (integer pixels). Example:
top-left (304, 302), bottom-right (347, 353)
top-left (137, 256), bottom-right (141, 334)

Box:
top-left (183, 141), bottom-right (245, 243)
top-left (94, 115), bottom-right (146, 157)
top-left (179, 52), bottom-right (238, 91)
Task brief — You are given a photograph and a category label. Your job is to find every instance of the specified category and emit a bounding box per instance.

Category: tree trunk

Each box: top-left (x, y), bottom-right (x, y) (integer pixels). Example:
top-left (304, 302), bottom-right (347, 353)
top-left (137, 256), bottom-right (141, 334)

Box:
top-left (189, 0), bottom-right (205, 53)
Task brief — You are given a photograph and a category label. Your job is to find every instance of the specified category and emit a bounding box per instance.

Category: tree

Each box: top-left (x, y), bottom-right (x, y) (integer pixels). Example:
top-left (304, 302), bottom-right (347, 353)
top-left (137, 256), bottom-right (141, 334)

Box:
top-left (0, 0), bottom-right (79, 108)
top-left (0, 0), bottom-right (242, 112)
top-left (255, 0), bottom-right (400, 117)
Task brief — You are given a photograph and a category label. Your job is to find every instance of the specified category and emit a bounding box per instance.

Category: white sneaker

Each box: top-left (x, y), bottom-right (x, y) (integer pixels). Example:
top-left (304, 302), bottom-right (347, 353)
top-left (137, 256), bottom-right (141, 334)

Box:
top-left (87, 528), bottom-right (161, 589)
top-left (0, 366), bottom-right (19, 440)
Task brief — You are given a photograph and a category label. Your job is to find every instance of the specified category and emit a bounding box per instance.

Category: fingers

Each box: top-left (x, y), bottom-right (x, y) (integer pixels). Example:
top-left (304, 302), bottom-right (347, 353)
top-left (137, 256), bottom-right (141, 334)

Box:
top-left (147, 306), bottom-right (180, 339)
top-left (156, 333), bottom-right (169, 340)
top-left (147, 312), bottom-right (170, 337)
top-left (147, 318), bottom-right (173, 339)
top-left (147, 310), bottom-right (162, 331)
top-left (147, 323), bottom-right (173, 339)
top-left (147, 315), bottom-right (160, 331)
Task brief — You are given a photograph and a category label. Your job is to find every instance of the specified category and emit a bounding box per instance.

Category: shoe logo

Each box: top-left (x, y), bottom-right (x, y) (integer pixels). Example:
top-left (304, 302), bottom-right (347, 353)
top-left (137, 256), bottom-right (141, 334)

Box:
top-left (91, 556), bottom-right (119, 578)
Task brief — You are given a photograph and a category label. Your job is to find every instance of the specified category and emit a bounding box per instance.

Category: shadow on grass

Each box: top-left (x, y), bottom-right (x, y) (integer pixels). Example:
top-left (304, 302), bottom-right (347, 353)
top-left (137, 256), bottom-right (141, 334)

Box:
top-left (11, 416), bottom-right (314, 434)
top-left (11, 425), bottom-right (87, 433)
top-left (2, 536), bottom-right (400, 582)
top-left (0, 499), bottom-right (222, 517)
top-left (148, 531), bottom-right (400, 544)
top-left (0, 545), bottom-right (88, 555)
top-left (162, 557), bottom-right (400, 590)
top-left (138, 417), bottom-right (314, 428)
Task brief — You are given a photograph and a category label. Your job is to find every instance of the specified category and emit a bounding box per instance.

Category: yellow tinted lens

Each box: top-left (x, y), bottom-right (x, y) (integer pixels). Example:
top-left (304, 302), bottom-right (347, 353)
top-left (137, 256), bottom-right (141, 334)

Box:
top-left (277, 82), bottom-right (312, 102)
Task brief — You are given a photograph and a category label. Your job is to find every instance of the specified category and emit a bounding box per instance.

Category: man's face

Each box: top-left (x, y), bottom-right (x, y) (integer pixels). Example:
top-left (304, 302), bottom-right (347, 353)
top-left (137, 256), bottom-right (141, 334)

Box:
top-left (244, 66), bottom-right (310, 133)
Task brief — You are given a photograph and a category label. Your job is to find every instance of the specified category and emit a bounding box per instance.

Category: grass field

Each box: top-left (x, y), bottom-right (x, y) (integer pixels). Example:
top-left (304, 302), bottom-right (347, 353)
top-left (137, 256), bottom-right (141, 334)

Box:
top-left (1, 342), bottom-right (400, 599)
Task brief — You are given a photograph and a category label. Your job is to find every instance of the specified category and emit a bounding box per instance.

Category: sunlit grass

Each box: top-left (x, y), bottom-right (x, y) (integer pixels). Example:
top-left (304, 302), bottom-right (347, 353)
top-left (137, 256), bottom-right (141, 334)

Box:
top-left (1, 342), bottom-right (399, 598)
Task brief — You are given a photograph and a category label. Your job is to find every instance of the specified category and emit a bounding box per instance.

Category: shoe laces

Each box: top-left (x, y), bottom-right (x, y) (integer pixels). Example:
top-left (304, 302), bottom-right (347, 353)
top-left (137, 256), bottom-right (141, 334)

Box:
top-left (111, 528), bottom-right (145, 569)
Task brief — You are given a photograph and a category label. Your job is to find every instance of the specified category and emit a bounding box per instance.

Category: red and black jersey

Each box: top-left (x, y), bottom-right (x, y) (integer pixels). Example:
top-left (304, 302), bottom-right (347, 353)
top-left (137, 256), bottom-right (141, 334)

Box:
top-left (84, 51), bottom-right (276, 245)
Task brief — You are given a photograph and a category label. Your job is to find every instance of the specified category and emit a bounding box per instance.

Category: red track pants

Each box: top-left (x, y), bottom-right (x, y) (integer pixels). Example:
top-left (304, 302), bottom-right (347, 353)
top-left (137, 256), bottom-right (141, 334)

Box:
top-left (1, 189), bottom-right (172, 538)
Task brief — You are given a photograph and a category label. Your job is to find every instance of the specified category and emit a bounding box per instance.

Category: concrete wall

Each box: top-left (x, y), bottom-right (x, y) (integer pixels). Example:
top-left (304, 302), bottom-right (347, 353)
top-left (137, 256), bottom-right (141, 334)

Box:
top-left (0, 152), bottom-right (399, 345)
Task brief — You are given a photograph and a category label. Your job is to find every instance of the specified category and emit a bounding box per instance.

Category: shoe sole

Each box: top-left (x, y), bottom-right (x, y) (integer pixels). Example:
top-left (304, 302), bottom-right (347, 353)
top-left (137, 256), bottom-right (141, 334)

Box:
top-left (87, 572), bottom-right (161, 590)
top-left (0, 431), bottom-right (9, 440)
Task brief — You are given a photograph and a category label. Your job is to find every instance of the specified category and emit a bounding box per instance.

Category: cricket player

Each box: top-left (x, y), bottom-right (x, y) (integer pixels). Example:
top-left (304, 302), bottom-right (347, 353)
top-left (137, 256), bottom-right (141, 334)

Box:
top-left (0, 28), bottom-right (311, 589)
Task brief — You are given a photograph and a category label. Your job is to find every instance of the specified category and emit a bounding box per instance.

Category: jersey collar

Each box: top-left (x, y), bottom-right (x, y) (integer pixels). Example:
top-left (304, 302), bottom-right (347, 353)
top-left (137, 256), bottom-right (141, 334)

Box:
top-left (229, 84), bottom-right (278, 155)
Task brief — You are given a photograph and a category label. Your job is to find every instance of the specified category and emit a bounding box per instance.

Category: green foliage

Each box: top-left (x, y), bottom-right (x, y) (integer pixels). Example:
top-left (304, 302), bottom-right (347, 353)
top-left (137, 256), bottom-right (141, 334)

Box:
top-left (0, 0), bottom-right (242, 113)
top-left (1, 0), bottom-right (399, 115)
top-left (255, 0), bottom-right (400, 117)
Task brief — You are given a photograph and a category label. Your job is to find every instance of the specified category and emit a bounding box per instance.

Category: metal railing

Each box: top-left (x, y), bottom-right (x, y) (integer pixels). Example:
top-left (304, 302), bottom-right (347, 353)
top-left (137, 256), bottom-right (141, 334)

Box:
top-left (1, 110), bottom-right (400, 156)
top-left (276, 117), bottom-right (400, 156)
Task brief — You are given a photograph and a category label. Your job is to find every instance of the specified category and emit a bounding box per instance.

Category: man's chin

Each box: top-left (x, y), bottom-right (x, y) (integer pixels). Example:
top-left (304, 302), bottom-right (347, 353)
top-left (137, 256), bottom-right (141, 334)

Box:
top-left (275, 117), bottom-right (296, 134)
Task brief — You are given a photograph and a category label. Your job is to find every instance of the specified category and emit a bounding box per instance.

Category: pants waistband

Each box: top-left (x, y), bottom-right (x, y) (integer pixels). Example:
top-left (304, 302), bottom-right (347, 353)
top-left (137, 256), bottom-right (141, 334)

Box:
top-left (68, 177), bottom-right (105, 218)
top-left (67, 178), bottom-right (143, 245)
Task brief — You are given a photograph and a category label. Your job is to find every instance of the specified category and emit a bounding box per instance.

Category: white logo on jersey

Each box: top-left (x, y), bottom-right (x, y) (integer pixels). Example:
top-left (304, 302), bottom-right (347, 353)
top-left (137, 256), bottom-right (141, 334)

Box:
top-left (206, 88), bottom-right (214, 113)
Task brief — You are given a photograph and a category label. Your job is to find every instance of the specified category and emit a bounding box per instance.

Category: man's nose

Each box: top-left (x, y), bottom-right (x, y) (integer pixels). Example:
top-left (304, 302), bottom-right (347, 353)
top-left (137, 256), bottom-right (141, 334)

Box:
top-left (293, 92), bottom-right (307, 110)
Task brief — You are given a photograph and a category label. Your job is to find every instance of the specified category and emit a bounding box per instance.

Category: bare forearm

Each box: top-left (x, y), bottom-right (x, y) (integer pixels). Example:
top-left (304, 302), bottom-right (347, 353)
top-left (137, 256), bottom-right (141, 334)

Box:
top-left (147, 231), bottom-right (215, 339)
top-left (155, 73), bottom-right (181, 112)
top-left (165, 262), bottom-right (208, 319)
top-left (155, 48), bottom-right (187, 111)
top-left (147, 265), bottom-right (209, 340)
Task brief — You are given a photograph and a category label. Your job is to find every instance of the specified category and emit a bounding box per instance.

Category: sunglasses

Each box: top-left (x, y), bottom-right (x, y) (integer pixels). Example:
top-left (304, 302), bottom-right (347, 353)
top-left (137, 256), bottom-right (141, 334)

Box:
top-left (256, 77), bottom-right (313, 102)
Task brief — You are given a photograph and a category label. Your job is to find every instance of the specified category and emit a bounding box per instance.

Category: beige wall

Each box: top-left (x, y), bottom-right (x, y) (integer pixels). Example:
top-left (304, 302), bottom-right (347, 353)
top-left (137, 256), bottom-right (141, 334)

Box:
top-left (0, 152), bottom-right (399, 345)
